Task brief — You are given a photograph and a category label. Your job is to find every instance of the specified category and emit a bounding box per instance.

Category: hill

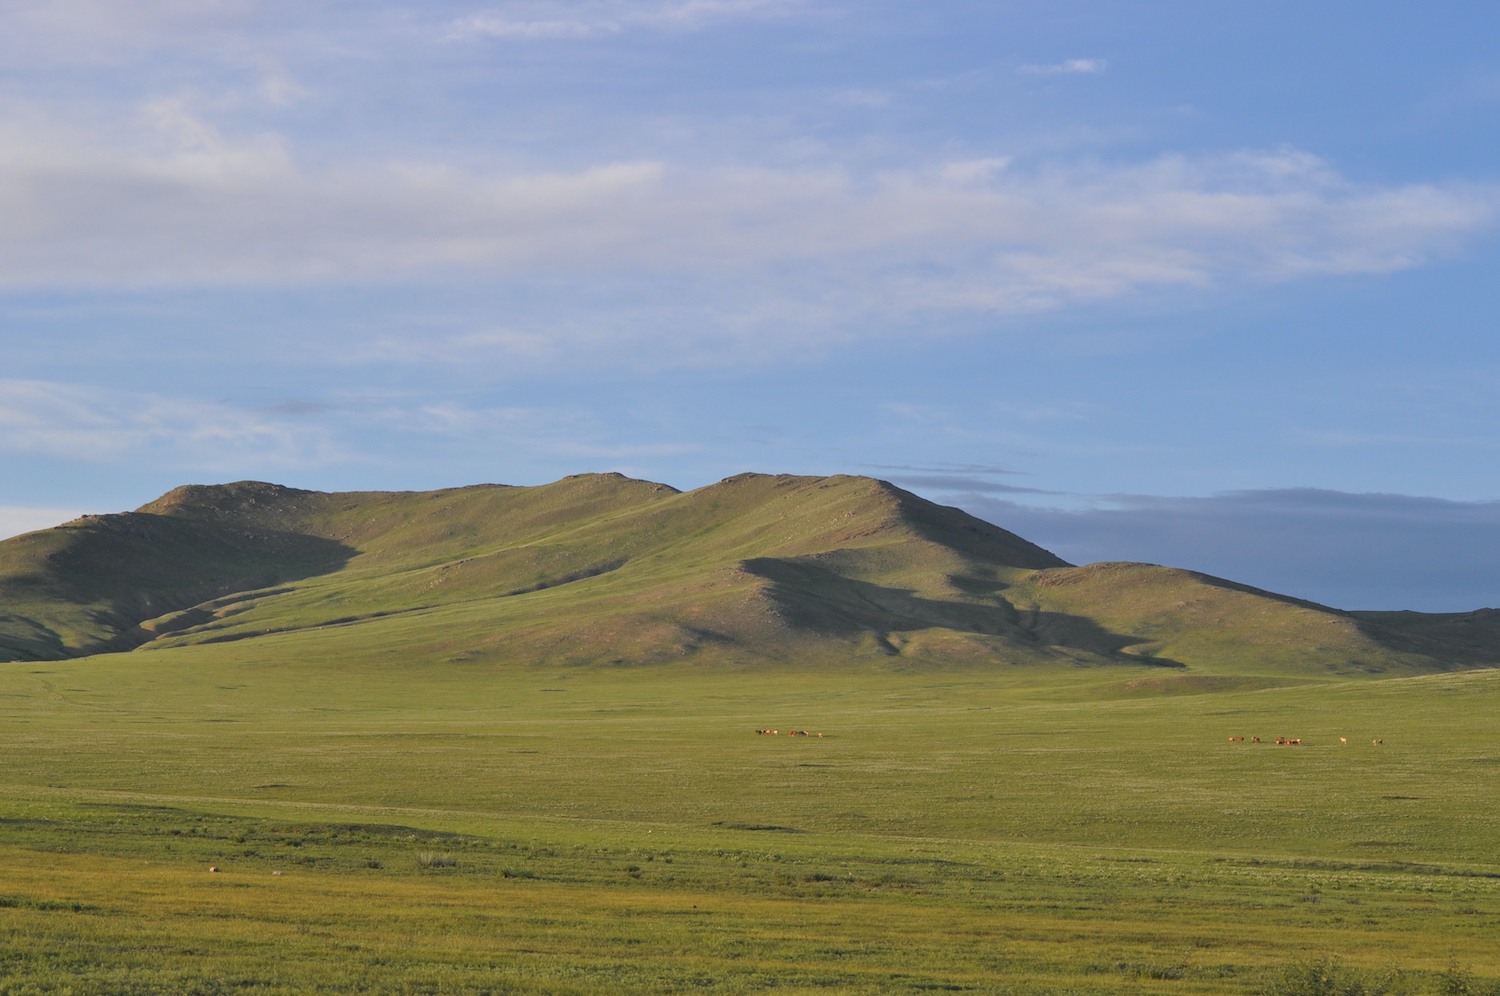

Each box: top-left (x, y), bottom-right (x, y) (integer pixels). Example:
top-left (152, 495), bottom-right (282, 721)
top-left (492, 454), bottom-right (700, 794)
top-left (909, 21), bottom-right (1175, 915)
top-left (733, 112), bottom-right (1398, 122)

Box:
top-left (1, 472), bottom-right (1496, 674)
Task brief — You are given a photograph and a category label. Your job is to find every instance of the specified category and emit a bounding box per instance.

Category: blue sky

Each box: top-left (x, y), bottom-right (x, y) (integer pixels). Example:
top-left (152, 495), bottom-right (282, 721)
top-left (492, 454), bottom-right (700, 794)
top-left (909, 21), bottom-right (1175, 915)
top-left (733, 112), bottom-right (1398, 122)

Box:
top-left (2, 1), bottom-right (1499, 610)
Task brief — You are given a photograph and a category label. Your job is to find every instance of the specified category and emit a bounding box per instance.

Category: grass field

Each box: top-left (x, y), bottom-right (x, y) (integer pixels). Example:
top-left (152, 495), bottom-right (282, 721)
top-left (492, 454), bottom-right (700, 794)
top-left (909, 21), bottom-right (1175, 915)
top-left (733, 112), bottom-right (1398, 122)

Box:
top-left (4, 640), bottom-right (1499, 994)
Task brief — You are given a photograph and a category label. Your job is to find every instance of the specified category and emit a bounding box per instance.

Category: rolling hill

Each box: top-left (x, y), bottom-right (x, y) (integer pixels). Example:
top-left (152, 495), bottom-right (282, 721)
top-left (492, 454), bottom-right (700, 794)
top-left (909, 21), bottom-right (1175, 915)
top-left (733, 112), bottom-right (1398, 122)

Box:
top-left (1, 472), bottom-right (1496, 674)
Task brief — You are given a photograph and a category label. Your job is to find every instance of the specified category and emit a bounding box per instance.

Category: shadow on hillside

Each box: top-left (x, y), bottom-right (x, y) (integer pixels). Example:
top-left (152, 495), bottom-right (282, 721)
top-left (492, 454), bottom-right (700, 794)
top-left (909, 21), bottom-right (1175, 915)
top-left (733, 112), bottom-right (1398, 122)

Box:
top-left (1349, 608), bottom-right (1500, 670)
top-left (0, 615), bottom-right (70, 662)
top-left (742, 557), bottom-right (1184, 666)
top-left (0, 513), bottom-right (359, 659)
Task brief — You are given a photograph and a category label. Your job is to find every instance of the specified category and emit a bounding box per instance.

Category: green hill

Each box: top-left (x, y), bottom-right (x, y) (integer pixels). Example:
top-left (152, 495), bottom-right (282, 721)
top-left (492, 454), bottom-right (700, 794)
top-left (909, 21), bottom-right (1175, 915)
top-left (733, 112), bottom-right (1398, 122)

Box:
top-left (1, 472), bottom-right (1495, 674)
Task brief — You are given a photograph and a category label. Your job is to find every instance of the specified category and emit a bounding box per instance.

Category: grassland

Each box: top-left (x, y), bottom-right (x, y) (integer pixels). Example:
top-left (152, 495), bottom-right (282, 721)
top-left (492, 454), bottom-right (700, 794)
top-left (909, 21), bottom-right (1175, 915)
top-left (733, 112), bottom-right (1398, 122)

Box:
top-left (3, 474), bottom-right (1499, 993)
top-left (3, 642), bottom-right (1499, 994)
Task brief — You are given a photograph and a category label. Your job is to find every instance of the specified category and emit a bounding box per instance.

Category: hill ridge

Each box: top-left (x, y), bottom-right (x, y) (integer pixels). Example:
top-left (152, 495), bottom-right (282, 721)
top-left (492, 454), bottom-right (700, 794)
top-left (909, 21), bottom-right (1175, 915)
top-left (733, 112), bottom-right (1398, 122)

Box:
top-left (2, 473), bottom-right (1498, 675)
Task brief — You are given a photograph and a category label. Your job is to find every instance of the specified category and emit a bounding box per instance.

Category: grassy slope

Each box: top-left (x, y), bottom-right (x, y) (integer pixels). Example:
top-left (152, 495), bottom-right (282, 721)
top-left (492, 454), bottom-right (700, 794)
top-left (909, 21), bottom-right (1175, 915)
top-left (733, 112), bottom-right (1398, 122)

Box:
top-left (2, 472), bottom-right (1496, 675)
top-left (1001, 563), bottom-right (1469, 677)
top-left (0, 510), bottom-right (351, 659)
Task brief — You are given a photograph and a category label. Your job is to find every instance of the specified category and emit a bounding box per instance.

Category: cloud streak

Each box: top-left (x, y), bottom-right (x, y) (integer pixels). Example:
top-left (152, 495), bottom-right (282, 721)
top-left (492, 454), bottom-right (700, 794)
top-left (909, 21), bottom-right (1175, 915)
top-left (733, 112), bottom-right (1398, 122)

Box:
top-left (448, 0), bottom-right (804, 40)
top-left (0, 109), bottom-right (1492, 344)
top-left (1021, 58), bottom-right (1107, 75)
top-left (0, 379), bottom-right (342, 469)
top-left (0, 379), bottom-right (700, 477)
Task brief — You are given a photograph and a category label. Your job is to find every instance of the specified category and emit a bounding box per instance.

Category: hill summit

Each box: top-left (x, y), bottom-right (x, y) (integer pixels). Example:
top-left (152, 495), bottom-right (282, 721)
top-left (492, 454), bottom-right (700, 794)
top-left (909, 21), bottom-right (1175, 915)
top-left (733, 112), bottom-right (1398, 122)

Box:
top-left (1, 473), bottom-right (1495, 674)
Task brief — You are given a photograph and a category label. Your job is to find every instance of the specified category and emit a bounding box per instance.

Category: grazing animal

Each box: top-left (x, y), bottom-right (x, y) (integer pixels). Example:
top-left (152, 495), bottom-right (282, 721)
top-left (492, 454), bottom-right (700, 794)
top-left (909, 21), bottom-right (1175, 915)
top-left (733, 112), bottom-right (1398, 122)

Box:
top-left (1275, 737), bottom-right (1286, 744)
top-left (817, 733), bottom-right (824, 737)
top-left (1340, 737), bottom-right (1347, 744)
top-left (1373, 738), bottom-right (1383, 745)
top-left (1287, 738), bottom-right (1302, 745)
top-left (208, 866), bottom-right (219, 873)
top-left (272, 870), bottom-right (283, 876)
top-left (1229, 736), bottom-right (1245, 742)
top-left (1252, 737), bottom-right (1261, 743)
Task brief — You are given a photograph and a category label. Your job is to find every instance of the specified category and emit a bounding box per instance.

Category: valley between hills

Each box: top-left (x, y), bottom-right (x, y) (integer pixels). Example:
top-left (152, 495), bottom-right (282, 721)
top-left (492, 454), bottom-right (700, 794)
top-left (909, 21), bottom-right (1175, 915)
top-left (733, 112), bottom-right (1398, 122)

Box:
top-left (3, 473), bottom-right (1499, 995)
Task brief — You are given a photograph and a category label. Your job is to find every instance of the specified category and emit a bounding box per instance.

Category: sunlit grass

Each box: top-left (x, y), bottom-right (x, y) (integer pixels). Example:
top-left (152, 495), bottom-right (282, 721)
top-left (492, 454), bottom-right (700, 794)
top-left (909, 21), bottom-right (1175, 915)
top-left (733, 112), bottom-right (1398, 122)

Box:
top-left (3, 652), bottom-right (1499, 993)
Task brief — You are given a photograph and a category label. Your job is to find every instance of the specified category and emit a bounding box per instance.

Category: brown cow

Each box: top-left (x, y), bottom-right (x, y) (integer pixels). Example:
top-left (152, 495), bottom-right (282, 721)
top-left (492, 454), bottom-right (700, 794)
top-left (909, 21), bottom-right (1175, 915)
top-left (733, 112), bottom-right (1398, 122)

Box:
top-left (1228, 736), bottom-right (1245, 742)
top-left (1251, 737), bottom-right (1261, 743)
top-left (1373, 738), bottom-right (1383, 745)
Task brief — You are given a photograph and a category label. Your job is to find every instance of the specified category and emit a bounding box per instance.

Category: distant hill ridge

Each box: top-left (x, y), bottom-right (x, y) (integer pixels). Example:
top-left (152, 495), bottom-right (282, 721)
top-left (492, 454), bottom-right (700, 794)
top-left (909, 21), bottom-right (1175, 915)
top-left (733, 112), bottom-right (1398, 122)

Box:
top-left (1, 472), bottom-right (1496, 675)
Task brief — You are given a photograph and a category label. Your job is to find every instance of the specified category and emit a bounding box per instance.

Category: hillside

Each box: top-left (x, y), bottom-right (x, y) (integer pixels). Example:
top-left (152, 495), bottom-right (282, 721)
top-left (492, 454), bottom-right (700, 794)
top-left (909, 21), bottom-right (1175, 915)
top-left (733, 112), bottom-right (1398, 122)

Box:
top-left (1, 472), bottom-right (1495, 674)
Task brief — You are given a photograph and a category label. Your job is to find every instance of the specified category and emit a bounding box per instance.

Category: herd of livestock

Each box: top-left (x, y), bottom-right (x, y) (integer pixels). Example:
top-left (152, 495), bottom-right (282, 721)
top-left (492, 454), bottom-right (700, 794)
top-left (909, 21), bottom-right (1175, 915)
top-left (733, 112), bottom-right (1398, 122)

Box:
top-left (755, 731), bottom-right (1386, 743)
top-left (1228, 736), bottom-right (1383, 745)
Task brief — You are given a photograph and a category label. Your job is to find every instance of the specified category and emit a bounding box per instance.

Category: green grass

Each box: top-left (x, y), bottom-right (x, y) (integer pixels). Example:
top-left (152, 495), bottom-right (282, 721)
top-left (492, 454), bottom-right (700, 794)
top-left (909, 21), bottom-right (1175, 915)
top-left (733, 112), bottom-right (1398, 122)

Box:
top-left (3, 644), bottom-right (1500, 994)
top-left (3, 474), bottom-right (1500, 992)
top-left (9, 473), bottom-right (1496, 673)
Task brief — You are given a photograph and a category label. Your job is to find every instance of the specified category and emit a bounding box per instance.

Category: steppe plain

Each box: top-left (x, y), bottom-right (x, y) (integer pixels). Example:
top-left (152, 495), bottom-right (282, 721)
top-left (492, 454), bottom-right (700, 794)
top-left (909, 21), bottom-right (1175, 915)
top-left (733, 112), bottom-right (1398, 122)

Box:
top-left (1, 473), bottom-right (1497, 995)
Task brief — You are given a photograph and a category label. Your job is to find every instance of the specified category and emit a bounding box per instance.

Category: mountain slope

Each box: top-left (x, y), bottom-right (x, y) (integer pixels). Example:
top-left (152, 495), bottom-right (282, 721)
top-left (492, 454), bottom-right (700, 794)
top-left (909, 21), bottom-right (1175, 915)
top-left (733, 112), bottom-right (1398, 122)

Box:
top-left (1, 473), bottom-right (1494, 675)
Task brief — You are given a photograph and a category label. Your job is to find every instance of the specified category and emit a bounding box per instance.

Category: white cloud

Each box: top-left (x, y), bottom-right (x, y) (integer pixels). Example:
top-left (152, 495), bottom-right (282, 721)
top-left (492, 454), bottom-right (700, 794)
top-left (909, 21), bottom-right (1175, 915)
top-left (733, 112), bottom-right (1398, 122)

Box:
top-left (0, 380), bottom-right (702, 472)
top-left (448, 0), bottom-right (803, 40)
top-left (450, 16), bottom-right (621, 39)
top-left (0, 380), bottom-right (343, 469)
top-left (0, 1), bottom-right (325, 72)
top-left (0, 106), bottom-right (1494, 341)
top-left (1021, 58), bottom-right (1107, 75)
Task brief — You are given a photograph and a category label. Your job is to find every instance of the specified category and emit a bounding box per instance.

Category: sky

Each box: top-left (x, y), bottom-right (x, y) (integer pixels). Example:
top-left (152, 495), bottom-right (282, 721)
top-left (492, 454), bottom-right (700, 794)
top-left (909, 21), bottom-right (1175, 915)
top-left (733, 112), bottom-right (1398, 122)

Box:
top-left (2, 0), bottom-right (1499, 610)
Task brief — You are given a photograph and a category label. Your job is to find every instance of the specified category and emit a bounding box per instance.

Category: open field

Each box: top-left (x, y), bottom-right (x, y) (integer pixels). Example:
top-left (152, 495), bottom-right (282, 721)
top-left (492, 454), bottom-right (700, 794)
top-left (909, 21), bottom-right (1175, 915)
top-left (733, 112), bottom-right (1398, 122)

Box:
top-left (3, 477), bottom-right (1499, 993)
top-left (3, 645), bottom-right (1500, 994)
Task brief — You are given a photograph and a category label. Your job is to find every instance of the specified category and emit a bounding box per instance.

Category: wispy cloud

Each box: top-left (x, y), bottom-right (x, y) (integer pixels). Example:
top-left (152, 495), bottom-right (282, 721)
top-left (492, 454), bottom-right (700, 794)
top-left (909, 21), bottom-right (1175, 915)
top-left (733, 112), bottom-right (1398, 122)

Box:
top-left (864, 462), bottom-right (1024, 475)
top-left (448, 13), bottom-right (621, 39)
top-left (884, 475), bottom-right (1055, 495)
top-left (0, 377), bottom-right (704, 476)
top-left (0, 379), bottom-right (343, 469)
top-left (356, 398), bottom-right (701, 460)
top-left (2, 107), bottom-right (1488, 343)
top-left (448, 0), bottom-right (803, 41)
top-left (1021, 58), bottom-right (1107, 75)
